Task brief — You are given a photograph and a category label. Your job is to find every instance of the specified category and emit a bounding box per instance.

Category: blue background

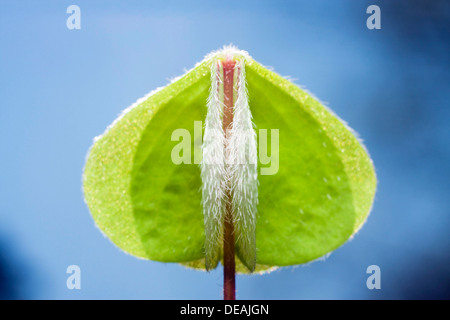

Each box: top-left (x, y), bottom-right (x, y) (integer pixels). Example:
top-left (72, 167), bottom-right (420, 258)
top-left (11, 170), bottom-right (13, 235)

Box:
top-left (1, 0), bottom-right (449, 299)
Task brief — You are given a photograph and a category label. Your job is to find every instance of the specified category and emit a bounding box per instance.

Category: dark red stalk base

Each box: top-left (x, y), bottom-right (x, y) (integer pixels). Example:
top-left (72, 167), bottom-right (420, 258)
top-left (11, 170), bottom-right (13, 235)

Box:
top-left (222, 58), bottom-right (236, 301)
top-left (223, 203), bottom-right (235, 300)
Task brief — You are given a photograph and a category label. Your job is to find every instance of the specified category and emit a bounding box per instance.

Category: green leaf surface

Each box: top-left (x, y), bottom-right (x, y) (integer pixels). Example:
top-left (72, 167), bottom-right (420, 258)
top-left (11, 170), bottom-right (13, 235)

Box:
top-left (246, 60), bottom-right (376, 266)
top-left (83, 51), bottom-right (376, 271)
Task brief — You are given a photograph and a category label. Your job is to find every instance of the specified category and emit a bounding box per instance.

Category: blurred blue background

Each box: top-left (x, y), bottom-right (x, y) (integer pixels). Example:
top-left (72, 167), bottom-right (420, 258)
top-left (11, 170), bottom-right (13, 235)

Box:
top-left (1, 0), bottom-right (449, 299)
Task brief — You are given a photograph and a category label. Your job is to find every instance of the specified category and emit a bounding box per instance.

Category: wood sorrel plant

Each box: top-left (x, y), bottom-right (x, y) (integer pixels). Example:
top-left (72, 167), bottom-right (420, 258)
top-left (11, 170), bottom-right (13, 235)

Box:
top-left (83, 46), bottom-right (377, 300)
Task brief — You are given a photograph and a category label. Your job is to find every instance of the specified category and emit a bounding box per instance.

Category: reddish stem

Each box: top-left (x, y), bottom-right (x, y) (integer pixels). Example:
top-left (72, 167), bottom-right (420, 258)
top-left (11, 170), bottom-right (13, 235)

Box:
top-left (223, 203), bottom-right (235, 300)
top-left (222, 58), bottom-right (236, 300)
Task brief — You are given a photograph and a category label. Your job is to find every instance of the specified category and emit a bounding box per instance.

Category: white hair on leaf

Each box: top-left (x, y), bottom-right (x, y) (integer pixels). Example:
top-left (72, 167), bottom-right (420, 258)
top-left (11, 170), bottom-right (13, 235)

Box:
top-left (201, 48), bottom-right (258, 271)
top-left (201, 62), bottom-right (226, 270)
top-left (227, 61), bottom-right (258, 271)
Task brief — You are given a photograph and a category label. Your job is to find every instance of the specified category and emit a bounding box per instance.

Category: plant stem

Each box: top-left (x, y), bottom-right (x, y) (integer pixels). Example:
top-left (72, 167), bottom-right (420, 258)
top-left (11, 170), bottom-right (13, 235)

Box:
top-left (222, 58), bottom-right (236, 300)
top-left (223, 202), bottom-right (236, 300)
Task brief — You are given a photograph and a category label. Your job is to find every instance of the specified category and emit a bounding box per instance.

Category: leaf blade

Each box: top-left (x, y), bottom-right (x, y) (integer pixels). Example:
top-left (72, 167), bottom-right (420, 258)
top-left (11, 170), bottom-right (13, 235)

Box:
top-left (83, 61), bottom-right (211, 262)
top-left (246, 59), bottom-right (376, 265)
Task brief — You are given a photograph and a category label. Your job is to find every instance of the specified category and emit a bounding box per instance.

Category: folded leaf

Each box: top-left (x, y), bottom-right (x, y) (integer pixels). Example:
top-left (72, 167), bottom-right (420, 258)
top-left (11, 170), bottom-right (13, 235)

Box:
top-left (83, 46), bottom-right (376, 272)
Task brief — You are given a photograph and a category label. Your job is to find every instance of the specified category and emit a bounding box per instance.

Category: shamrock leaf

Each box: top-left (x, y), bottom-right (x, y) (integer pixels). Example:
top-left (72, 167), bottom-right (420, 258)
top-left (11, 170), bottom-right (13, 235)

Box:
top-left (83, 46), bottom-right (376, 274)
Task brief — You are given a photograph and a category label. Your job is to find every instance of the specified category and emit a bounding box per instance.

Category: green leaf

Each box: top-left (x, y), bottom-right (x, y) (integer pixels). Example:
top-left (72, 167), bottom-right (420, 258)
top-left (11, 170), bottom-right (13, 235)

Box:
top-left (83, 48), bottom-right (376, 271)
top-left (246, 60), bottom-right (376, 266)
top-left (84, 60), bottom-right (210, 263)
